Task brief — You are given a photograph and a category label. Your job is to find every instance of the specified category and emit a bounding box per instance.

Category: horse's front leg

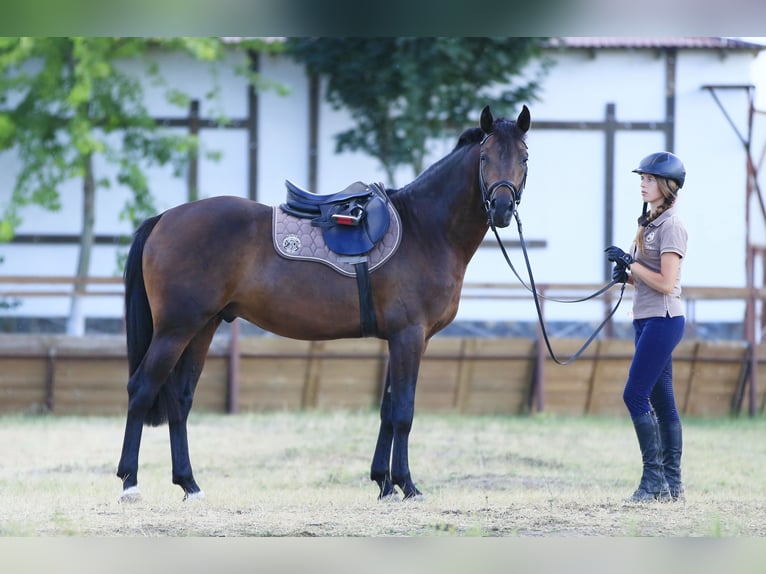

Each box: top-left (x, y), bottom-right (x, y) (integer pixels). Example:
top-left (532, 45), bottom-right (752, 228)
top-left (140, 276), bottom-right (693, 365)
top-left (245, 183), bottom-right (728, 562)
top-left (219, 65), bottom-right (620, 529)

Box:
top-left (370, 369), bottom-right (396, 499)
top-left (386, 328), bottom-right (426, 499)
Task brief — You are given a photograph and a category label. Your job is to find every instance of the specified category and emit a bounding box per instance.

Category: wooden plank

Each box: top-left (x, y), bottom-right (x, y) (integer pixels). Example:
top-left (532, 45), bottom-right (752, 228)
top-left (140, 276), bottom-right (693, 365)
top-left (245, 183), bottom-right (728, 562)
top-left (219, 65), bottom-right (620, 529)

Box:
top-left (0, 335), bottom-right (50, 356)
top-left (686, 341), bottom-right (748, 416)
top-left (583, 339), bottom-right (603, 414)
top-left (0, 356), bottom-right (50, 413)
top-left (0, 334), bottom-right (756, 416)
top-left (314, 339), bottom-right (386, 410)
top-left (193, 356), bottom-right (229, 413)
top-left (237, 338), bottom-right (312, 412)
top-left (543, 339), bottom-right (598, 415)
top-left (419, 338), bottom-right (462, 412)
top-left (586, 339), bottom-right (633, 416)
top-left (463, 338), bottom-right (534, 415)
top-left (678, 341), bottom-right (701, 415)
top-left (454, 338), bottom-right (477, 413)
top-left (751, 343), bottom-right (766, 414)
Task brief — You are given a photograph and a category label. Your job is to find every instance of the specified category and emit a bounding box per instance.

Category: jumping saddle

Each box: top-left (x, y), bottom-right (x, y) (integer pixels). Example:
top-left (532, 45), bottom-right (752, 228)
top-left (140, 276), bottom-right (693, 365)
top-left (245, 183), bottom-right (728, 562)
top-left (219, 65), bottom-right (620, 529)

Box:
top-left (280, 180), bottom-right (391, 256)
top-left (278, 179), bottom-right (395, 338)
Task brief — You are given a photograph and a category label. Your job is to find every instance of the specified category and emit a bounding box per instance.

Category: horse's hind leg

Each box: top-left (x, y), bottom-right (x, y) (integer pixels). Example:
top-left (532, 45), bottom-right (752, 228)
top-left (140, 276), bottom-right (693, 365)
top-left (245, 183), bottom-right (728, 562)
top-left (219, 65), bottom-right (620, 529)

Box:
top-left (117, 331), bottom-right (192, 502)
top-left (168, 317), bottom-right (222, 500)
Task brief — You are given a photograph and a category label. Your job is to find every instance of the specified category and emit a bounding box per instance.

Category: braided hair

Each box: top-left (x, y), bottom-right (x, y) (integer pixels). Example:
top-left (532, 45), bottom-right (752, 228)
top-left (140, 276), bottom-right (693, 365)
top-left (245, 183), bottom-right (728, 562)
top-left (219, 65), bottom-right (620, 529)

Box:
top-left (634, 176), bottom-right (680, 255)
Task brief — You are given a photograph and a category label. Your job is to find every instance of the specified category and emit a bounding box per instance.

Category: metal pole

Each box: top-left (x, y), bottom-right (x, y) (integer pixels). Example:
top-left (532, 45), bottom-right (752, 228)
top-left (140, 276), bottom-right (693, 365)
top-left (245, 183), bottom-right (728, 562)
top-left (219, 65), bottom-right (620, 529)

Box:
top-left (701, 84), bottom-right (760, 415)
top-left (604, 103), bottom-right (616, 338)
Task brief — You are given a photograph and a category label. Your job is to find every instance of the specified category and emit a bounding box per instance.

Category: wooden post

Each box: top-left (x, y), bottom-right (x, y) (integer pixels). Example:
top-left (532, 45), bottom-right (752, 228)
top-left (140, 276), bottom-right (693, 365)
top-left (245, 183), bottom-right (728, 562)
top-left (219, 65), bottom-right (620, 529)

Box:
top-left (226, 319), bottom-right (240, 414)
top-left (454, 338), bottom-right (476, 413)
top-left (45, 346), bottom-right (56, 413)
top-left (247, 49), bottom-right (259, 201)
top-left (302, 341), bottom-right (323, 409)
top-left (533, 292), bottom-right (546, 413)
top-left (308, 74), bottom-right (320, 192)
top-left (584, 339), bottom-right (603, 415)
top-left (187, 99), bottom-right (200, 203)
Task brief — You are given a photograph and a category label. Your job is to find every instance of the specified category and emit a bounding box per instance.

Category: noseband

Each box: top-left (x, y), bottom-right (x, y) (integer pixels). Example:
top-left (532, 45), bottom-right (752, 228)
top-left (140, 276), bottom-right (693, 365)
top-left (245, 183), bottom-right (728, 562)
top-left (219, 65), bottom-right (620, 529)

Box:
top-left (478, 132), bottom-right (527, 216)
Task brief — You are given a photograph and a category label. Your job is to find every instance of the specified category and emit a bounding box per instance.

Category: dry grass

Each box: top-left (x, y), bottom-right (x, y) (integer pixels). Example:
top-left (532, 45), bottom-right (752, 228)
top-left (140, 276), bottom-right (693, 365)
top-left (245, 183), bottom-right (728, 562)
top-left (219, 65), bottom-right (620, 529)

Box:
top-left (1, 410), bottom-right (766, 537)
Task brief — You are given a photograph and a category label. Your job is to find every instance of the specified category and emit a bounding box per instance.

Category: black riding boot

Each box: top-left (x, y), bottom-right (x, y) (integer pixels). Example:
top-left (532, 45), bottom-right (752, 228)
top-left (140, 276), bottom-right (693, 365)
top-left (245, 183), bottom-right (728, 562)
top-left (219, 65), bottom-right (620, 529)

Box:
top-left (628, 412), bottom-right (670, 503)
top-left (659, 419), bottom-right (684, 502)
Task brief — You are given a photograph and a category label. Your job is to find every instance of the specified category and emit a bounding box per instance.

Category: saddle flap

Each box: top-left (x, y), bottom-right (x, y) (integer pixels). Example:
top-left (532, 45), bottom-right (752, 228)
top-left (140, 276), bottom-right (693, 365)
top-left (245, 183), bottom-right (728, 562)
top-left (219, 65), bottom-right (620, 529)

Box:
top-left (320, 192), bottom-right (390, 255)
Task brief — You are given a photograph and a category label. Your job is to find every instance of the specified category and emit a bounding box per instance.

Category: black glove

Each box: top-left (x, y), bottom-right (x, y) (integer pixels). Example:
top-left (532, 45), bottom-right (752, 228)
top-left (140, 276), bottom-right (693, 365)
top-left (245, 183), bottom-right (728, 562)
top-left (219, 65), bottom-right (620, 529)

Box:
top-left (612, 263), bottom-right (628, 284)
top-left (605, 245), bottom-right (633, 268)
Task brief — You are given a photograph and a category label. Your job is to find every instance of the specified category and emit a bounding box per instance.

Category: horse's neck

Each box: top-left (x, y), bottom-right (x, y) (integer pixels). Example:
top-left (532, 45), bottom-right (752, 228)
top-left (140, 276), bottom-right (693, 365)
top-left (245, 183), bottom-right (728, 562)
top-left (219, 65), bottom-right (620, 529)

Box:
top-left (397, 146), bottom-right (488, 261)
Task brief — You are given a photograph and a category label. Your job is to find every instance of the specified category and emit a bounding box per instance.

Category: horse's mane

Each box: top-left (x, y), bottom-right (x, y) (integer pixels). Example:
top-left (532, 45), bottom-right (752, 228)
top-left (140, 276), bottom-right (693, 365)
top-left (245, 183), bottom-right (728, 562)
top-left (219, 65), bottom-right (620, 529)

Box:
top-left (385, 126), bottom-right (484, 199)
top-left (387, 118), bottom-right (521, 197)
top-left (454, 127), bottom-right (485, 150)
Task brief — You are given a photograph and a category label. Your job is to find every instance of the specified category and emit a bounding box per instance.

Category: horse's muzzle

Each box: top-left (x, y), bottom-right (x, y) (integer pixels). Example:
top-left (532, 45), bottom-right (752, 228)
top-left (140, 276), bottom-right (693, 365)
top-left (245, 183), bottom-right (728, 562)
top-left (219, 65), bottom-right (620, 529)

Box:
top-left (487, 183), bottom-right (517, 228)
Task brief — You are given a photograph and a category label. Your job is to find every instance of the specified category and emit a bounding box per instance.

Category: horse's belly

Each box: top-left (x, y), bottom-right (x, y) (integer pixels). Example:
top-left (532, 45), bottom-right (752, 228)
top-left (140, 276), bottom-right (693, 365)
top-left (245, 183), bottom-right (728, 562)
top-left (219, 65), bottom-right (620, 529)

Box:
top-left (235, 261), bottom-right (367, 340)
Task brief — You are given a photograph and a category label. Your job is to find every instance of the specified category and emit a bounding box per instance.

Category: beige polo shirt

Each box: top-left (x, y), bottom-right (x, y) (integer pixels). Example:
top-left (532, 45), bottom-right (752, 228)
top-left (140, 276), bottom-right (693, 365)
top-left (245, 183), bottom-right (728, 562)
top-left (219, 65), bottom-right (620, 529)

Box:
top-left (630, 207), bottom-right (687, 319)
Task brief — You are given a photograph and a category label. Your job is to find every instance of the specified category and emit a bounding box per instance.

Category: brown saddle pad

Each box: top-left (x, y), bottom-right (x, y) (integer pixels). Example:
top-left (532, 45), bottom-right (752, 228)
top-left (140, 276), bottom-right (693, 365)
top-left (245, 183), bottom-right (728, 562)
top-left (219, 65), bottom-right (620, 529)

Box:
top-left (272, 201), bottom-right (402, 277)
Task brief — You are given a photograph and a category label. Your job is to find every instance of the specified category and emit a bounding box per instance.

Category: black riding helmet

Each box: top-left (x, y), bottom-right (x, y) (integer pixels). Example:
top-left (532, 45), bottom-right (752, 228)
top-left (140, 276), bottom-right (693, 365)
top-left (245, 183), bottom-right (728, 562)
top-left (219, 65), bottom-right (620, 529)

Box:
top-left (632, 151), bottom-right (686, 189)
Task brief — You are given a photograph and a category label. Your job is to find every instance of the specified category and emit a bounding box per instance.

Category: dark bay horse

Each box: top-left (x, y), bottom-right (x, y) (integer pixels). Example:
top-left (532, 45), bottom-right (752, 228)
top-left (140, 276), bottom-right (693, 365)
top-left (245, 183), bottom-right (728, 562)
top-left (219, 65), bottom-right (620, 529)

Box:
top-left (117, 105), bottom-right (531, 502)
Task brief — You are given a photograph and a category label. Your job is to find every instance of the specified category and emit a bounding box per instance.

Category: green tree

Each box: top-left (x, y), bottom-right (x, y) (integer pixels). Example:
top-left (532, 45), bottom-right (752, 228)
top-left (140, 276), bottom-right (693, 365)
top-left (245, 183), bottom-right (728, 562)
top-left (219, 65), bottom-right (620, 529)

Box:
top-left (0, 37), bottom-right (281, 334)
top-left (285, 37), bottom-right (550, 184)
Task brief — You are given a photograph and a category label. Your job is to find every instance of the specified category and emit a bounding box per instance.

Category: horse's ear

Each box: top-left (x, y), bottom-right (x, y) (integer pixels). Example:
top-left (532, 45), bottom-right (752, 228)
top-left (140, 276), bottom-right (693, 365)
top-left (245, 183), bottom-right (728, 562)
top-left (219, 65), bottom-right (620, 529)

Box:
top-left (480, 105), bottom-right (494, 134)
top-left (516, 105), bottom-right (530, 134)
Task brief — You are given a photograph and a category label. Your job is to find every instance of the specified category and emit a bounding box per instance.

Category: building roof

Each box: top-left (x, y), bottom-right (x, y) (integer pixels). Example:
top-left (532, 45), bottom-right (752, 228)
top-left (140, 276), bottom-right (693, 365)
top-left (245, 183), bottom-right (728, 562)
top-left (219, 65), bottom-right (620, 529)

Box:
top-left (546, 37), bottom-right (766, 51)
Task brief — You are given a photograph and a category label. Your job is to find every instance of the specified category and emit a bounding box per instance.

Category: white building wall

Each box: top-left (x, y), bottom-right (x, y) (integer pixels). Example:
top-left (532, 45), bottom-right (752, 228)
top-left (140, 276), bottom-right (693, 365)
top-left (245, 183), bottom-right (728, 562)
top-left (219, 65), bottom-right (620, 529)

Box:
top-left (0, 44), bottom-right (761, 326)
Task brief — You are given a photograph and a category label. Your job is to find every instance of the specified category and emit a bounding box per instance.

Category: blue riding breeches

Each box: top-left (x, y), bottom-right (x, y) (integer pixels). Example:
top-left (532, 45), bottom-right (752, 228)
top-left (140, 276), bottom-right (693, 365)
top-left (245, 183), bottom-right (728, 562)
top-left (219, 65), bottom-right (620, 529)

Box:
top-left (623, 315), bottom-right (685, 422)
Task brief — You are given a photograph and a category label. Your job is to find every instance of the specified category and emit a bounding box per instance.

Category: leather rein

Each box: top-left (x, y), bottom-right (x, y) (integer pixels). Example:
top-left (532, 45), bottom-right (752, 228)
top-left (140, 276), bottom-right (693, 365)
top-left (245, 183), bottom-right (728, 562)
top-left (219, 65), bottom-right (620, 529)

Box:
top-left (478, 135), bottom-right (626, 366)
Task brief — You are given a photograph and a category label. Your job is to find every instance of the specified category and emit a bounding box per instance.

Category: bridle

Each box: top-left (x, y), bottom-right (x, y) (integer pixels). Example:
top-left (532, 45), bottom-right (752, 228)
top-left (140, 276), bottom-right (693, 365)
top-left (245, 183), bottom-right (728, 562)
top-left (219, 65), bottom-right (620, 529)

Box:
top-left (480, 132), bottom-right (626, 366)
top-left (478, 132), bottom-right (527, 220)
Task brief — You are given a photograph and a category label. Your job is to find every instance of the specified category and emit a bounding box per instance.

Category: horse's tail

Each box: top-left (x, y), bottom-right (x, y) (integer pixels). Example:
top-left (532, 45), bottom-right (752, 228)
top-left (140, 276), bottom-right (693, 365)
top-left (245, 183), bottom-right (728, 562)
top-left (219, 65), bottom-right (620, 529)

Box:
top-left (125, 215), bottom-right (160, 376)
top-left (124, 214), bottom-right (178, 426)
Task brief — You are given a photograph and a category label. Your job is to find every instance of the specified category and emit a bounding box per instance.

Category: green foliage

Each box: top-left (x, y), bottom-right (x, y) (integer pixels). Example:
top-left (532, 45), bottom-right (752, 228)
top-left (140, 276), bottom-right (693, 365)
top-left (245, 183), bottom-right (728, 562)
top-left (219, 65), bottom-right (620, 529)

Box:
top-left (285, 37), bottom-right (551, 183)
top-left (0, 37), bottom-right (282, 234)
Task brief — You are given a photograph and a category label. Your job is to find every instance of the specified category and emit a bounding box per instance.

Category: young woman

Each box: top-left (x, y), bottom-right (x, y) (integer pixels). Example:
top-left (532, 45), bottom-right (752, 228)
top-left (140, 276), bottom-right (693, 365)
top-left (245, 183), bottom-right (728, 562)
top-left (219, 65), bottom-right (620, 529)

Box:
top-left (606, 151), bottom-right (688, 503)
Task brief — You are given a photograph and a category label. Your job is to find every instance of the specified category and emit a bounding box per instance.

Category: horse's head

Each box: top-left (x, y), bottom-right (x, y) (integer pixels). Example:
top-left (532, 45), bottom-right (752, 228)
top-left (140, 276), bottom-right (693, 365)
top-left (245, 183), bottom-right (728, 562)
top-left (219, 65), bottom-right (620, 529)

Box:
top-left (479, 105), bottom-right (530, 228)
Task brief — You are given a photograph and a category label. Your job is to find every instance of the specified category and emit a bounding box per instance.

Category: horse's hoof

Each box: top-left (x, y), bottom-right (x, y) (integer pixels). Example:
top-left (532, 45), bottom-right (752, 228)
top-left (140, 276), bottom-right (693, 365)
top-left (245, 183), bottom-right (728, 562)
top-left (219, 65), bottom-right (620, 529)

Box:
top-left (118, 486), bottom-right (142, 504)
top-left (183, 490), bottom-right (205, 502)
top-left (403, 489), bottom-right (423, 501)
top-left (378, 489), bottom-right (401, 503)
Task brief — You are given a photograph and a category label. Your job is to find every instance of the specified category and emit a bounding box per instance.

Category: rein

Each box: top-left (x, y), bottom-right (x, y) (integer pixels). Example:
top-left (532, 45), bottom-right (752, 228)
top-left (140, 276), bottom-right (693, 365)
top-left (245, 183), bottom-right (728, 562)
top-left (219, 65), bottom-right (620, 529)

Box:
top-left (477, 130), bottom-right (625, 365)
top-left (489, 212), bottom-right (626, 365)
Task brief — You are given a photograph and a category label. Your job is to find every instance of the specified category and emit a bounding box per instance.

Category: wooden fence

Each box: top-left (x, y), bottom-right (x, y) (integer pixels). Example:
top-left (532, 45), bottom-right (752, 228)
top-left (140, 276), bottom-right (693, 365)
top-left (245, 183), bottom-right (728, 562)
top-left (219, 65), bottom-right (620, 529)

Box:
top-left (0, 332), bottom-right (761, 418)
top-left (1, 278), bottom-right (765, 417)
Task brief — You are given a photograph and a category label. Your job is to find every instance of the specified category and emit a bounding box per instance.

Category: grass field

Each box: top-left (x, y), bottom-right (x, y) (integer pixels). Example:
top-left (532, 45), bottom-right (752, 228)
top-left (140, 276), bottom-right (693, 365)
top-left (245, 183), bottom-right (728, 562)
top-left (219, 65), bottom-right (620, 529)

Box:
top-left (1, 410), bottom-right (766, 537)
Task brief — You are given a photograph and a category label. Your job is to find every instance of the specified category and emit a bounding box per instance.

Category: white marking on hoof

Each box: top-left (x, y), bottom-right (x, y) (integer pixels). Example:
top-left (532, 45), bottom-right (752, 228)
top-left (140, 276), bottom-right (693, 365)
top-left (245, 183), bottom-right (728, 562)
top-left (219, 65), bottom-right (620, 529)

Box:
top-left (118, 486), bottom-right (142, 504)
top-left (183, 490), bottom-right (205, 502)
